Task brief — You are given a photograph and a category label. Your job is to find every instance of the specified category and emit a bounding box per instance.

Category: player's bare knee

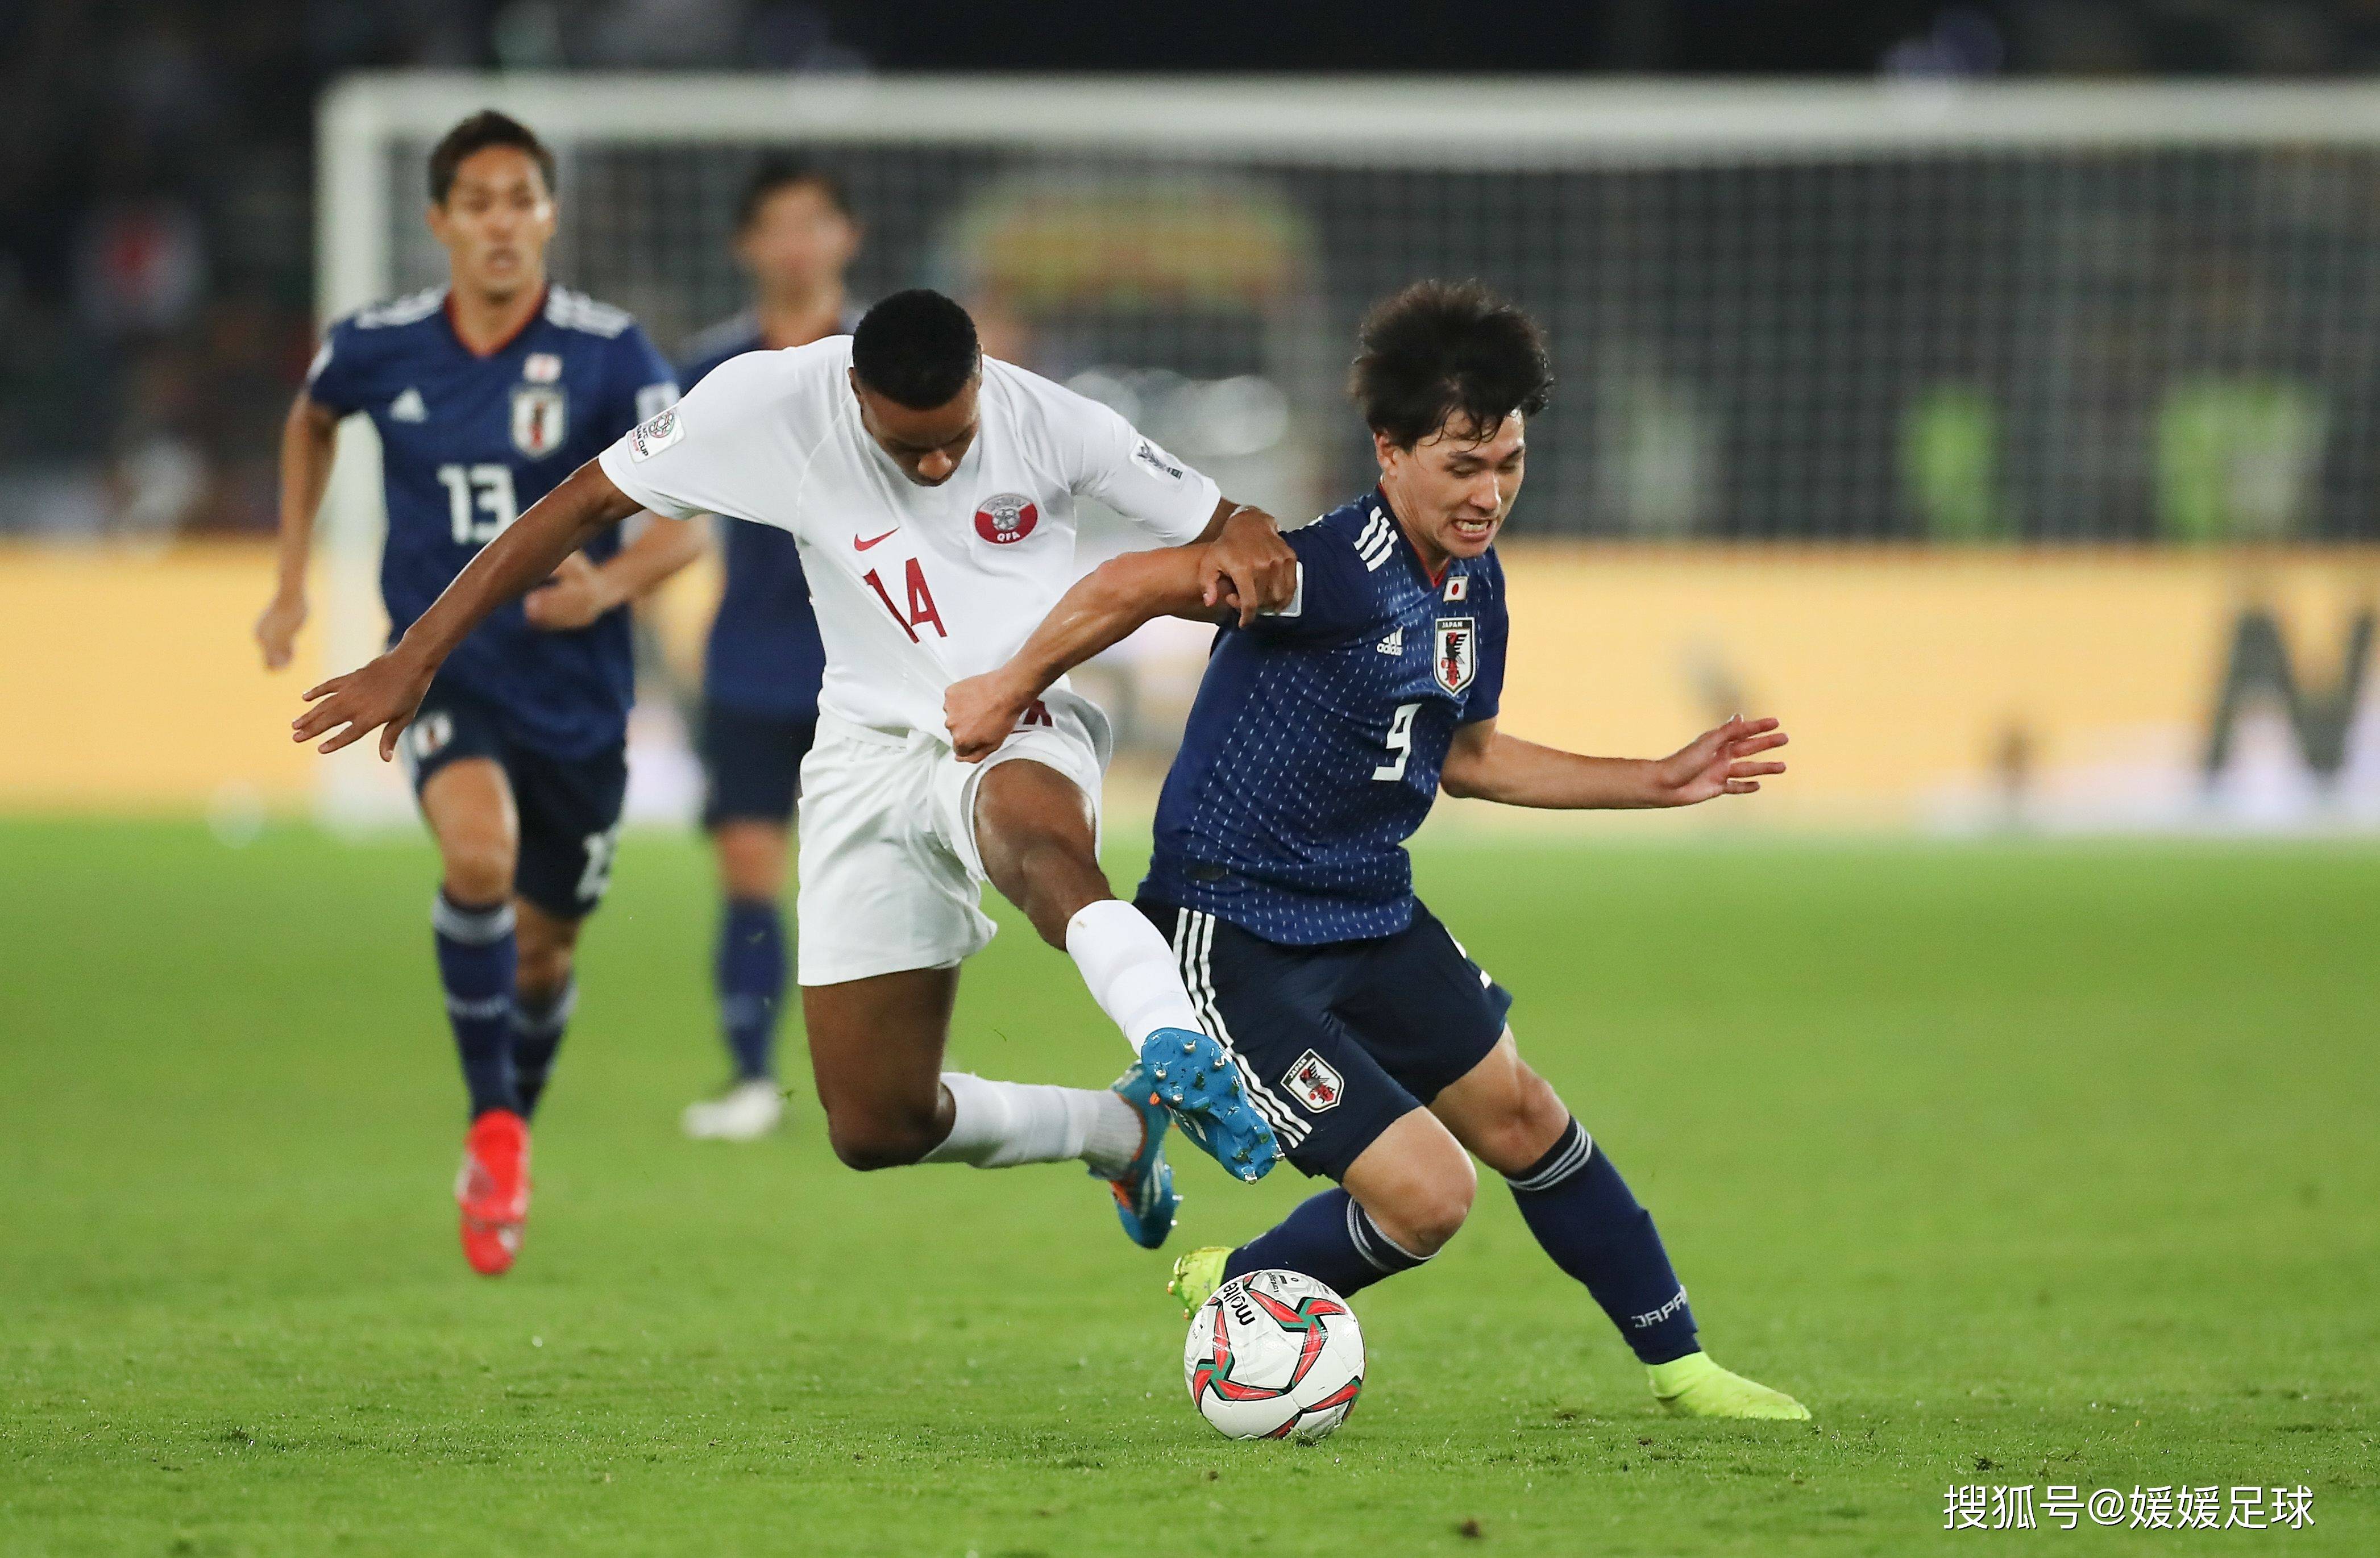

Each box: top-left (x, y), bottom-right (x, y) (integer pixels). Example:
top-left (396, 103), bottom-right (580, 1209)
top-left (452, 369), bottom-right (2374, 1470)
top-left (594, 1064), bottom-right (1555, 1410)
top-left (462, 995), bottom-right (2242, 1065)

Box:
top-left (515, 946), bottom-right (574, 1004)
top-left (1421, 1156), bottom-right (1481, 1249)
top-left (825, 1108), bottom-right (938, 1171)
top-left (713, 821), bottom-right (786, 901)
top-left (439, 844), bottom-right (513, 907)
top-left (820, 1082), bottom-right (944, 1171)
top-left (1373, 1164), bottom-right (1475, 1257)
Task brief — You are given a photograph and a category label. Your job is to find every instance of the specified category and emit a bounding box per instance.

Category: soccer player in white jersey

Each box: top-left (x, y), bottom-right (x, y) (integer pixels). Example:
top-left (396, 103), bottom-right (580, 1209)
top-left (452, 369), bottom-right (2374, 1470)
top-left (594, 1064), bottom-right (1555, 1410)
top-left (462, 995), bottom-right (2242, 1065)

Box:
top-left (293, 289), bottom-right (1299, 1248)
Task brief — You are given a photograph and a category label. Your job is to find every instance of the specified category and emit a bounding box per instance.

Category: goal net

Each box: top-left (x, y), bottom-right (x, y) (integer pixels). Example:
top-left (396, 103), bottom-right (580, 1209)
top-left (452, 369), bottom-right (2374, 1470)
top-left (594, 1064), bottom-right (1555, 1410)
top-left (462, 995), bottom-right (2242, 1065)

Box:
top-left (315, 75), bottom-right (2380, 823)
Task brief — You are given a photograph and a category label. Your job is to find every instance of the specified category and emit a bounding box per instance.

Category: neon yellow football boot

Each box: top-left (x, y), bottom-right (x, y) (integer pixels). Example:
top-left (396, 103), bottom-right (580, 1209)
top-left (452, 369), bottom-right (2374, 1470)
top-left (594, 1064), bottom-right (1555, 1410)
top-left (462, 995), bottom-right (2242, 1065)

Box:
top-left (1168, 1246), bottom-right (1231, 1317)
top-left (1647, 1352), bottom-right (1811, 1420)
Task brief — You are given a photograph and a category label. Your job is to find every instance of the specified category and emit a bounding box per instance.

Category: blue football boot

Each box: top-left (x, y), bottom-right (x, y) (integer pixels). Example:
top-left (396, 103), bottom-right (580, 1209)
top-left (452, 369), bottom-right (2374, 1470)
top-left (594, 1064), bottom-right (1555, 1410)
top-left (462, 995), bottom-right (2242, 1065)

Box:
top-left (1099, 1061), bottom-right (1179, 1249)
top-left (1137, 1027), bottom-right (1281, 1183)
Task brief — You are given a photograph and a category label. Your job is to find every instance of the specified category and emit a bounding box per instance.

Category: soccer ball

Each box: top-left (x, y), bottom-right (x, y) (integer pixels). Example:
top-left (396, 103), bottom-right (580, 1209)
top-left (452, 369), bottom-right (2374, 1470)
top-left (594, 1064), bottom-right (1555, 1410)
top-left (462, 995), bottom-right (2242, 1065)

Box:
top-left (1182, 1269), bottom-right (1365, 1443)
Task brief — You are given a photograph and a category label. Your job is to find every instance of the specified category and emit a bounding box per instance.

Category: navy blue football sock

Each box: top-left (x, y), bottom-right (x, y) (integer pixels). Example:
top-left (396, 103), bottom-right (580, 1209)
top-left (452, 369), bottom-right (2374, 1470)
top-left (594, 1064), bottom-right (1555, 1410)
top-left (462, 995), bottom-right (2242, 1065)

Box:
top-left (433, 891), bottom-right (519, 1120)
top-left (716, 897), bottom-right (785, 1083)
top-left (1223, 1189), bottom-right (1431, 1298)
top-left (510, 975), bottom-right (576, 1119)
top-left (1507, 1119), bottom-right (1700, 1364)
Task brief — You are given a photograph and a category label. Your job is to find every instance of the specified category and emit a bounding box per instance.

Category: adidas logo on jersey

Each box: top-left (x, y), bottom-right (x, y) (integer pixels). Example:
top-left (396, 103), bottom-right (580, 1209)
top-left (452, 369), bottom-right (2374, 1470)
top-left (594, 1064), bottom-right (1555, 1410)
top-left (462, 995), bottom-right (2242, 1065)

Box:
top-left (1375, 628), bottom-right (1405, 655)
top-left (390, 388), bottom-right (427, 422)
top-left (1356, 507), bottom-right (1397, 571)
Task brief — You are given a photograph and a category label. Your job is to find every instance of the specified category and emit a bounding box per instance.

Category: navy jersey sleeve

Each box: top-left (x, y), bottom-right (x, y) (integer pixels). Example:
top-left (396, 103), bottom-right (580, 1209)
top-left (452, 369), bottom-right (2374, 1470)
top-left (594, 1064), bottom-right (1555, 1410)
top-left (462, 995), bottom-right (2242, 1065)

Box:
top-left (302, 317), bottom-right (372, 416)
top-left (605, 323), bottom-right (681, 441)
top-left (1464, 552), bottom-right (1510, 724)
top-left (1247, 520), bottom-right (1383, 645)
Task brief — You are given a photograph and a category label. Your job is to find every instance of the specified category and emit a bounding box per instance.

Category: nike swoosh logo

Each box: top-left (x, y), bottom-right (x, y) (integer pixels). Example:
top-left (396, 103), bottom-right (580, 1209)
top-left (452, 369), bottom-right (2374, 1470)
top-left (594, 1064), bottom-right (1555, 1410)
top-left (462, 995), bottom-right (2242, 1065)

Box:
top-left (853, 528), bottom-right (900, 551)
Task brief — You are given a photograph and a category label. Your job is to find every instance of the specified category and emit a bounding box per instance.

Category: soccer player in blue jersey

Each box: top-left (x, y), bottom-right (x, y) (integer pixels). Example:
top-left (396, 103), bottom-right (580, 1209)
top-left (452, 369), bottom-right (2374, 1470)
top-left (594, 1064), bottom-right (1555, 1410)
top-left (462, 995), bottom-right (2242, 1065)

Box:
top-left (676, 159), bottom-right (861, 1142)
top-left (255, 112), bottom-right (703, 1275)
top-left (946, 281), bottom-right (1809, 1418)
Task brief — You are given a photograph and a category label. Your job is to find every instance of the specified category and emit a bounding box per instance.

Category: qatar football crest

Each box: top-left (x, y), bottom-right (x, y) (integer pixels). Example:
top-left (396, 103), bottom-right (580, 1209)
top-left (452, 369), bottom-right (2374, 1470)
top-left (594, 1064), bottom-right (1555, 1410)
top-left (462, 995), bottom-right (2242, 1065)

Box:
top-left (510, 385), bottom-right (567, 458)
top-left (1433, 617), bottom-right (1477, 694)
top-left (974, 491), bottom-right (1039, 545)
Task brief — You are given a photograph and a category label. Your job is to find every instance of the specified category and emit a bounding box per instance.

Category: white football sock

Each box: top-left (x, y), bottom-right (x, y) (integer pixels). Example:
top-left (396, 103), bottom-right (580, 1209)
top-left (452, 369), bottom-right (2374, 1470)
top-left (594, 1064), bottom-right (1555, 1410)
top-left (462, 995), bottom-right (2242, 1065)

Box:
top-left (923, 1071), bottom-right (1140, 1176)
top-left (1065, 899), bottom-right (1205, 1052)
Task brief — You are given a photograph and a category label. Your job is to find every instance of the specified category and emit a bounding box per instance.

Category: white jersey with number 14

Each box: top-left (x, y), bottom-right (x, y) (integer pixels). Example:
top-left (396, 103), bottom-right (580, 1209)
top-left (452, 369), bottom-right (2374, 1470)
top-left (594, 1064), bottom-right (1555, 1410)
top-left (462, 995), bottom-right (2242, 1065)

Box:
top-left (595, 338), bottom-right (1220, 738)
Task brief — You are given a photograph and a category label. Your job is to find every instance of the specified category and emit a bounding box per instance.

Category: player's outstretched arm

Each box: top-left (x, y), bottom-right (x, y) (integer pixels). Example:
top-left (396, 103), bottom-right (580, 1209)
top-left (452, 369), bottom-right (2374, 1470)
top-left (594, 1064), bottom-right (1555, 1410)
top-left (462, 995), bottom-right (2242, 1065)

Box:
top-left (1440, 715), bottom-right (1789, 810)
top-left (945, 545), bottom-right (1223, 761)
top-left (292, 459), bottom-right (643, 758)
top-left (255, 392), bottom-right (341, 671)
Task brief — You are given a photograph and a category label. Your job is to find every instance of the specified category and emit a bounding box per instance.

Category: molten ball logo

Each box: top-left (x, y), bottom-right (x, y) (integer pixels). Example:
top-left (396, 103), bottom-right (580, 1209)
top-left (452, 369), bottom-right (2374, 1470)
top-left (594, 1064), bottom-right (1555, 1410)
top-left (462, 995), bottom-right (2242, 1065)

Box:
top-left (974, 492), bottom-right (1039, 545)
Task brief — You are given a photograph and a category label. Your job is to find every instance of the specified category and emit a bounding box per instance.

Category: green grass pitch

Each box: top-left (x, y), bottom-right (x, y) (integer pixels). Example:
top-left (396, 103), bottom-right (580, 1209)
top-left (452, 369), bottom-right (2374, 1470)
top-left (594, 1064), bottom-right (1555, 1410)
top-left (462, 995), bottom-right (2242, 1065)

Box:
top-left (2, 818), bottom-right (2373, 1555)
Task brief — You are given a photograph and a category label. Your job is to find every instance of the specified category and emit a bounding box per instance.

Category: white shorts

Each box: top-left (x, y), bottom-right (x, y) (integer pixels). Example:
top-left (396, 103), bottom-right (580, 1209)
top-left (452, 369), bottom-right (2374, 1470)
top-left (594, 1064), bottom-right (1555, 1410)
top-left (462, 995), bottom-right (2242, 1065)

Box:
top-left (794, 691), bottom-right (1111, 987)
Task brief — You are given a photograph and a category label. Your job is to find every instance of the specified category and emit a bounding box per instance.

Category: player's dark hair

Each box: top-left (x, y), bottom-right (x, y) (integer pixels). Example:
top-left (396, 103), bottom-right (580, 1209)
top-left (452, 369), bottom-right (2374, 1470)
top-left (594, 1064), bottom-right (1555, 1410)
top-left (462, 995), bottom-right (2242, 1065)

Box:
top-left (428, 111), bottom-right (557, 206)
top-left (737, 155), bottom-right (852, 229)
top-left (1350, 280), bottom-right (1552, 448)
top-left (851, 289), bottom-right (981, 410)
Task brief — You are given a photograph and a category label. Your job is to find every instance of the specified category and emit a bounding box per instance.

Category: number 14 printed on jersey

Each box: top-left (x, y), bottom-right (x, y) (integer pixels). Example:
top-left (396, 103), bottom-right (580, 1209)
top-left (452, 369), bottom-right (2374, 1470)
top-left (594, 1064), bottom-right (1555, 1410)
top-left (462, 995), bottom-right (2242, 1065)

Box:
top-left (863, 559), bottom-right (948, 642)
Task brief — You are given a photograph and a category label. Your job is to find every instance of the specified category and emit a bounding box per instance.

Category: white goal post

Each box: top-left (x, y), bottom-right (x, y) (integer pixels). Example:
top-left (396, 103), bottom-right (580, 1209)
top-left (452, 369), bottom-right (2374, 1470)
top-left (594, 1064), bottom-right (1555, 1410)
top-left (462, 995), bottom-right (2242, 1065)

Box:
top-left (314, 74), bottom-right (2380, 824)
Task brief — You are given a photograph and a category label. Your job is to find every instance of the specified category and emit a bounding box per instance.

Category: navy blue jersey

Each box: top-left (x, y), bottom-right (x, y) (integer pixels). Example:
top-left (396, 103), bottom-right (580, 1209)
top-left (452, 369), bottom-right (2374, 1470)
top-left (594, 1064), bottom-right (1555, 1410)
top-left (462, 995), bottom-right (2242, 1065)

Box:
top-left (306, 285), bottom-right (679, 758)
top-left (1143, 489), bottom-right (1510, 945)
top-left (680, 312), bottom-right (838, 720)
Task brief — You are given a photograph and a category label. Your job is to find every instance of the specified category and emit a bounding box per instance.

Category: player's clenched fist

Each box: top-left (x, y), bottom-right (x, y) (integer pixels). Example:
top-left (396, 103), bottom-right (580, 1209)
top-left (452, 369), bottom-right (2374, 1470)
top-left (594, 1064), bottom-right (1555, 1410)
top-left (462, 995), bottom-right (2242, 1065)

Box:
top-left (293, 649), bottom-right (437, 759)
top-left (1198, 505), bottom-right (1299, 626)
top-left (944, 670), bottom-right (1031, 763)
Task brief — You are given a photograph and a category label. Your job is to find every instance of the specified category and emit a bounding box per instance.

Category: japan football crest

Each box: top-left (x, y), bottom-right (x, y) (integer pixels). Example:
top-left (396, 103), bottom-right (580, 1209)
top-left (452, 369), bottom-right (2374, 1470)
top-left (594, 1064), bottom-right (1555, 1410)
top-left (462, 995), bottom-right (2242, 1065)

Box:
top-left (510, 385), bottom-right (567, 459)
top-left (1282, 1050), bottom-right (1343, 1113)
top-left (1433, 617), bottom-right (1477, 694)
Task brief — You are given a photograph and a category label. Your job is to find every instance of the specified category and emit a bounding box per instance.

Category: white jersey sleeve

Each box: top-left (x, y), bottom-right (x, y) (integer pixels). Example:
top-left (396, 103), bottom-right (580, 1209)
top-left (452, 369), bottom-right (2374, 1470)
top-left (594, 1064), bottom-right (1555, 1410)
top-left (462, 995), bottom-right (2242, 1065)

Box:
top-left (1047, 382), bottom-right (1222, 545)
top-left (597, 348), bottom-right (819, 528)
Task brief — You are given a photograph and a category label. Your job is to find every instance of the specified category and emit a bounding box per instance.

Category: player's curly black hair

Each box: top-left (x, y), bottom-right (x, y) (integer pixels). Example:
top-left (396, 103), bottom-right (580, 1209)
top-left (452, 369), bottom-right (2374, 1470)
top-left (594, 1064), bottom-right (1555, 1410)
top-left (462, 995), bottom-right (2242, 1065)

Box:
top-left (428, 111), bottom-right (557, 206)
top-left (852, 289), bottom-right (981, 410)
top-left (1349, 280), bottom-right (1552, 448)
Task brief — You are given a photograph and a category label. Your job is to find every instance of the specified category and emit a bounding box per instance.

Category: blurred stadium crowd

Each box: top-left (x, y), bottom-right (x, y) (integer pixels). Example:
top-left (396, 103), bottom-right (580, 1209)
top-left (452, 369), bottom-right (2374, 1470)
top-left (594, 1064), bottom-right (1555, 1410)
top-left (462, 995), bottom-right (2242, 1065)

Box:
top-left (8, 0), bottom-right (2380, 541)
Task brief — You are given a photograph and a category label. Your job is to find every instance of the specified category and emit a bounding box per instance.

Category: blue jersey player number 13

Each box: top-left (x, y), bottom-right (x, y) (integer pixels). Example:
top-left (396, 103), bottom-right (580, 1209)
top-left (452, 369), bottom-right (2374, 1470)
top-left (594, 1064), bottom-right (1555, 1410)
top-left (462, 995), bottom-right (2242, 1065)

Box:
top-left (259, 113), bottom-right (703, 1279)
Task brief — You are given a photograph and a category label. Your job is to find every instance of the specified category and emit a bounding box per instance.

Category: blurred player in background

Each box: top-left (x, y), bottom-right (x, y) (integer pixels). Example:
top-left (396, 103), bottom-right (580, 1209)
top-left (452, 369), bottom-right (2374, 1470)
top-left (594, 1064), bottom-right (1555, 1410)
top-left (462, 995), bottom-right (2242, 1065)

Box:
top-left (675, 159), bottom-right (862, 1142)
top-left (948, 281), bottom-right (1809, 1418)
top-left (293, 289), bottom-right (1301, 1257)
top-left (256, 111), bottom-right (702, 1276)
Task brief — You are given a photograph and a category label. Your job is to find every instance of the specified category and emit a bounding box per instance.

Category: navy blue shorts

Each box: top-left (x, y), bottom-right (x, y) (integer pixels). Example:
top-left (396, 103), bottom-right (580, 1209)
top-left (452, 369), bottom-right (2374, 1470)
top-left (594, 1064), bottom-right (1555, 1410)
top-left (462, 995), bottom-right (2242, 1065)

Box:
top-left (401, 677), bottom-right (628, 921)
top-left (1137, 898), bottom-right (1514, 1182)
top-left (700, 701), bottom-right (817, 829)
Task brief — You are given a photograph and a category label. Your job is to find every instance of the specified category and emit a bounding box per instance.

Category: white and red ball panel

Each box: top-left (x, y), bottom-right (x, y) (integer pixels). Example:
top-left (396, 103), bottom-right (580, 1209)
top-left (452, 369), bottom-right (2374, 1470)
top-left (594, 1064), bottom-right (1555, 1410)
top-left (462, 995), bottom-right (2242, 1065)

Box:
top-left (1182, 1269), bottom-right (1365, 1443)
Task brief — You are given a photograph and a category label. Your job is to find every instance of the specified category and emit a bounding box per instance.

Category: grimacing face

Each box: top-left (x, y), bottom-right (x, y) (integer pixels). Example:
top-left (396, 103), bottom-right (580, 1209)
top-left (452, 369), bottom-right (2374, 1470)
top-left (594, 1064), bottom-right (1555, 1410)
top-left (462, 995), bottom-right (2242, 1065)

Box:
top-left (427, 146), bottom-right (556, 301)
top-left (738, 181), bottom-right (859, 302)
top-left (1375, 410), bottom-right (1526, 567)
top-left (849, 368), bottom-right (981, 487)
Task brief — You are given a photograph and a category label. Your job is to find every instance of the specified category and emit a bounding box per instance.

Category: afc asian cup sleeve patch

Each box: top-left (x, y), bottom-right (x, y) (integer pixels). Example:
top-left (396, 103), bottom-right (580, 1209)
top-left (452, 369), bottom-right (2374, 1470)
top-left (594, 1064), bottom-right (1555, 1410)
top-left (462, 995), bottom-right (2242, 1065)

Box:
top-left (1281, 1049), bottom-right (1344, 1113)
top-left (626, 404), bottom-right (685, 463)
top-left (1133, 438), bottom-right (1187, 482)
